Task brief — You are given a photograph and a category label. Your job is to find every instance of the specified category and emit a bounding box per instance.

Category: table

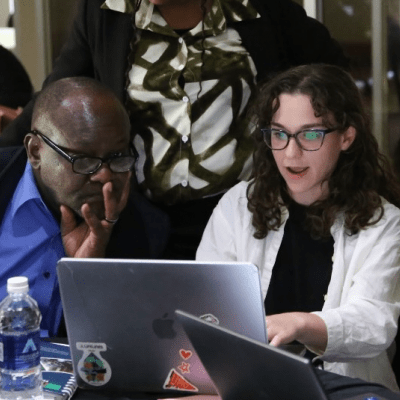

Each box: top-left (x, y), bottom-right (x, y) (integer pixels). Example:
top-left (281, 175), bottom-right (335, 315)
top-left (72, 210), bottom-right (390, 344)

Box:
top-left (70, 368), bottom-right (400, 400)
top-left (48, 338), bottom-right (400, 400)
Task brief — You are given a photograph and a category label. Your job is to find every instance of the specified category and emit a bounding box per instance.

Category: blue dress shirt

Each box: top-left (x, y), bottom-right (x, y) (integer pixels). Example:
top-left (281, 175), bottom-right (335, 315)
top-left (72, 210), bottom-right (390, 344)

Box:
top-left (0, 162), bottom-right (65, 337)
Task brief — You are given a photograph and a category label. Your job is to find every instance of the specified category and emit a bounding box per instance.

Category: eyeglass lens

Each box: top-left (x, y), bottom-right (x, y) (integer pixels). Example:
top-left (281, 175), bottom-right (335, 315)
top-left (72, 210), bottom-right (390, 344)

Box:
top-left (73, 156), bottom-right (135, 174)
top-left (267, 129), bottom-right (325, 151)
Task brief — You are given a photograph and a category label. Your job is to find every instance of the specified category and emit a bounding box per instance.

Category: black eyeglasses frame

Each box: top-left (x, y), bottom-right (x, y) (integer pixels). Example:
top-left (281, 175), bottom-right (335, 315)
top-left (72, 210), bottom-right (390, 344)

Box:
top-left (260, 127), bottom-right (339, 151)
top-left (29, 130), bottom-right (137, 175)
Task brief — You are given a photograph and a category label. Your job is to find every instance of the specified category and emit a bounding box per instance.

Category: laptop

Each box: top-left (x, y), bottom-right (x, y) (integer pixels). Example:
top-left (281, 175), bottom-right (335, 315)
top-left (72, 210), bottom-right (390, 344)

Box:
top-left (56, 258), bottom-right (267, 396)
top-left (175, 309), bottom-right (329, 400)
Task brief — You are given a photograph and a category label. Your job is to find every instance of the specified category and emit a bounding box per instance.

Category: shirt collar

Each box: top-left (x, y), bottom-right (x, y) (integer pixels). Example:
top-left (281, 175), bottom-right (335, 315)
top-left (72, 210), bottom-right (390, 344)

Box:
top-left (101, 0), bottom-right (260, 36)
top-left (10, 161), bottom-right (51, 219)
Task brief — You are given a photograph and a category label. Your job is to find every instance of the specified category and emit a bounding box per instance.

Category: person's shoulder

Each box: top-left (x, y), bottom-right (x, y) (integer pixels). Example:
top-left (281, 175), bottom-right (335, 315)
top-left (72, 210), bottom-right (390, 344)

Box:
top-left (356, 198), bottom-right (400, 240)
top-left (249, 0), bottom-right (304, 14)
top-left (221, 181), bottom-right (250, 201)
top-left (85, 0), bottom-right (109, 14)
top-left (77, 0), bottom-right (114, 18)
top-left (381, 198), bottom-right (400, 222)
top-left (86, 0), bottom-right (106, 7)
top-left (216, 181), bottom-right (251, 217)
top-left (87, 0), bottom-right (127, 14)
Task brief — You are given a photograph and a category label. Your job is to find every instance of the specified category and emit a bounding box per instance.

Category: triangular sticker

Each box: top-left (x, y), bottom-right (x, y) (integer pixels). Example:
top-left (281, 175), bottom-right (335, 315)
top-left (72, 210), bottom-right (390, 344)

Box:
top-left (163, 368), bottom-right (198, 392)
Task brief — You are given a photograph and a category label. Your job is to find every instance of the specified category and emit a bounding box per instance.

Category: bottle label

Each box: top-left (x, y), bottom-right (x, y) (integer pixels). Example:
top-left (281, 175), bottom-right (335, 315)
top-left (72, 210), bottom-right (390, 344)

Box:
top-left (0, 330), bottom-right (40, 370)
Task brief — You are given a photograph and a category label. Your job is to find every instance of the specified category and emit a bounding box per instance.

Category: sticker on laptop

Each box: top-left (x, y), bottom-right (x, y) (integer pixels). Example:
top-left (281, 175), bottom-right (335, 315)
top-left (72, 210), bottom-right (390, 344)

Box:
top-left (179, 349), bottom-right (192, 360)
top-left (163, 368), bottom-right (198, 392)
top-left (199, 313), bottom-right (219, 325)
top-left (178, 362), bottom-right (190, 374)
top-left (76, 342), bottom-right (112, 386)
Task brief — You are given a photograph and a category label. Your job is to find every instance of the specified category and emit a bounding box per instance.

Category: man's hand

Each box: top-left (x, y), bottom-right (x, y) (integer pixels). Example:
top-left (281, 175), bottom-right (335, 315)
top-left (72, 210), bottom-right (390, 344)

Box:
top-left (0, 105), bottom-right (22, 133)
top-left (61, 177), bottom-right (130, 258)
top-left (266, 312), bottom-right (327, 354)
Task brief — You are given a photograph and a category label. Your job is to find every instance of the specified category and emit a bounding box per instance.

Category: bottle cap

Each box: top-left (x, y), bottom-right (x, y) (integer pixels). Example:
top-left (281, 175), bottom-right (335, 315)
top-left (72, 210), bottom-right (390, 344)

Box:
top-left (7, 277), bottom-right (29, 294)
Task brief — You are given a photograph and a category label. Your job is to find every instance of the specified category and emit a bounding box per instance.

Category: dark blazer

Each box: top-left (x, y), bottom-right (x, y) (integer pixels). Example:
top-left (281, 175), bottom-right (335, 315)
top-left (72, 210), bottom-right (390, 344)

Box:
top-left (0, 0), bottom-right (348, 146)
top-left (0, 146), bottom-right (170, 258)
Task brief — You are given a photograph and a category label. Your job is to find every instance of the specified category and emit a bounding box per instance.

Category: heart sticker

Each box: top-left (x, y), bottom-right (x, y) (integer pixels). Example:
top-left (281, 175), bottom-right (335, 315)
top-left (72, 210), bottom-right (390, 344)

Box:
top-left (179, 349), bottom-right (192, 360)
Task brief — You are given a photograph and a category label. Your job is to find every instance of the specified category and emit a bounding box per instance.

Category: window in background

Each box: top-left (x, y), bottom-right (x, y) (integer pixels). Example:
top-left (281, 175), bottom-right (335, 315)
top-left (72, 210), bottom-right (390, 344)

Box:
top-left (0, 0), bottom-right (9, 27)
top-left (0, 0), bottom-right (14, 49)
top-left (387, 1), bottom-right (400, 169)
top-left (323, 0), bottom-right (400, 163)
top-left (323, 1), bottom-right (372, 103)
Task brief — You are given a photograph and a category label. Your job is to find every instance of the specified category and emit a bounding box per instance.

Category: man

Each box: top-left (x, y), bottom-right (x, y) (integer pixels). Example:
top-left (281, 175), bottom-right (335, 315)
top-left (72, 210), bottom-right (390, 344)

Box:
top-left (0, 0), bottom-right (349, 259)
top-left (0, 77), bottom-right (169, 337)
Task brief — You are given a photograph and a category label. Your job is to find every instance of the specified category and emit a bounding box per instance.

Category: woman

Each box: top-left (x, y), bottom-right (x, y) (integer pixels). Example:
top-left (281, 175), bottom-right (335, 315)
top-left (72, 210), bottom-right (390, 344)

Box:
top-left (197, 64), bottom-right (400, 390)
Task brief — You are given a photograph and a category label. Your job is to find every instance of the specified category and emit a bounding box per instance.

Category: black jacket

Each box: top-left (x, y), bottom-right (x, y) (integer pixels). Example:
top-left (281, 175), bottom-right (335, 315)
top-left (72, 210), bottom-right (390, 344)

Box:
top-left (0, 0), bottom-right (348, 146)
top-left (0, 147), bottom-right (170, 258)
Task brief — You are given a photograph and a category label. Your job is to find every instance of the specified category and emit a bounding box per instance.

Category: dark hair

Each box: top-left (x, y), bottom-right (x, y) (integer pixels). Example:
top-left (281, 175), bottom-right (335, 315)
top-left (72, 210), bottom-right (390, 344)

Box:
top-left (248, 63), bottom-right (400, 239)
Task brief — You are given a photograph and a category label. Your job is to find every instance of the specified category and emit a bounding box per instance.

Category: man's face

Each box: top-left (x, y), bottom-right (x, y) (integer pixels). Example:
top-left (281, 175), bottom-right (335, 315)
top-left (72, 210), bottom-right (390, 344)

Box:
top-left (29, 96), bottom-right (131, 221)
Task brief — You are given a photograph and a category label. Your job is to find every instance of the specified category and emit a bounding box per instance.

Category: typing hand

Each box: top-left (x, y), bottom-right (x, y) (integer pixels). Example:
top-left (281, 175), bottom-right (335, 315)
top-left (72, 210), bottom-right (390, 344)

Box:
top-left (61, 177), bottom-right (130, 258)
top-left (266, 312), bottom-right (327, 353)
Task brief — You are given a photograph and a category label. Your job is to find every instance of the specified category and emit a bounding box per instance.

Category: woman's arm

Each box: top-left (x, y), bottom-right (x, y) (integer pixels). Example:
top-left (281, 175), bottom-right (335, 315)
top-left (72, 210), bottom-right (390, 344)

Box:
top-left (317, 206), bottom-right (400, 361)
top-left (266, 312), bottom-right (327, 354)
top-left (267, 205), bottom-right (400, 360)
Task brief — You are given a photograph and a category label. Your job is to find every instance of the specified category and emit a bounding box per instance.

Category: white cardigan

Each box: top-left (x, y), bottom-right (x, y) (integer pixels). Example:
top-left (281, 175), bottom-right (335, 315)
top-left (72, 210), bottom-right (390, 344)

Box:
top-left (196, 181), bottom-right (400, 391)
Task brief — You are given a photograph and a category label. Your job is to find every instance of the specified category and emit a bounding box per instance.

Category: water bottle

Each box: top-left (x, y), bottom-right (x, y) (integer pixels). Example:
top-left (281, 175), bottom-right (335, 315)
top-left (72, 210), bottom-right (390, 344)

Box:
top-left (0, 277), bottom-right (42, 400)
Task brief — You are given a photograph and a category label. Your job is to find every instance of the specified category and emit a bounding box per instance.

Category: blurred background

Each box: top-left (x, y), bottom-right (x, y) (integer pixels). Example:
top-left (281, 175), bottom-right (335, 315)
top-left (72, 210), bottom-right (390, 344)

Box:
top-left (1, 0), bottom-right (400, 166)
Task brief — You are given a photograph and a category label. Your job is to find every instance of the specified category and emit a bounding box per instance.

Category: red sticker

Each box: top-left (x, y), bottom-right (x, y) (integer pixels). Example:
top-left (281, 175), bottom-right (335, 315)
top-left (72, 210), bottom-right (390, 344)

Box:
top-left (179, 349), bottom-right (192, 360)
top-left (178, 362), bottom-right (190, 374)
top-left (163, 369), bottom-right (198, 392)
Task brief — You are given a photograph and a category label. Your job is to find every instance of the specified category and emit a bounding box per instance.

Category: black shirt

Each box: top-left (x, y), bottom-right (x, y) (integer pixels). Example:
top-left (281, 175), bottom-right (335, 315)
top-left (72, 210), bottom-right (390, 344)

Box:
top-left (264, 201), bottom-right (334, 315)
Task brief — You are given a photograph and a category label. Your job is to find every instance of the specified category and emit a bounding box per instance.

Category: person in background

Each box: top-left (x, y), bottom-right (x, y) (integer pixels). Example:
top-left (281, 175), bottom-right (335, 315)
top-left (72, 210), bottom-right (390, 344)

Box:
top-left (197, 64), bottom-right (400, 391)
top-left (0, 0), bottom-right (349, 260)
top-left (0, 76), bottom-right (169, 337)
top-left (0, 45), bottom-right (33, 133)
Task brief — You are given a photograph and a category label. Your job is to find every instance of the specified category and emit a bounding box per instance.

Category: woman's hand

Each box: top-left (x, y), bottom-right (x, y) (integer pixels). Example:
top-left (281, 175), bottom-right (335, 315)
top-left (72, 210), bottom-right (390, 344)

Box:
top-left (266, 312), bottom-right (328, 354)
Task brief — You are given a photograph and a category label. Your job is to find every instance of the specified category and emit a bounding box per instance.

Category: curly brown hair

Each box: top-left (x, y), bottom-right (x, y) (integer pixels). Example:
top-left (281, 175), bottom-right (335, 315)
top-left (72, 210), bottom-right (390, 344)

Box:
top-left (248, 64), bottom-right (400, 239)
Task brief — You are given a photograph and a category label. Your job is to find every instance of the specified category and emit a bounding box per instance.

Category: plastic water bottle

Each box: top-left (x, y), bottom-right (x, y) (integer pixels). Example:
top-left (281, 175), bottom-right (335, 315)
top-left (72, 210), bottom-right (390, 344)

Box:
top-left (0, 277), bottom-right (42, 400)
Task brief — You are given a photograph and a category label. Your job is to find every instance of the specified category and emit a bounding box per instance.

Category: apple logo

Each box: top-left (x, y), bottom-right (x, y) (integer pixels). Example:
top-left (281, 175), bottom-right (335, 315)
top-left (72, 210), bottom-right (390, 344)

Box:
top-left (152, 313), bottom-right (177, 339)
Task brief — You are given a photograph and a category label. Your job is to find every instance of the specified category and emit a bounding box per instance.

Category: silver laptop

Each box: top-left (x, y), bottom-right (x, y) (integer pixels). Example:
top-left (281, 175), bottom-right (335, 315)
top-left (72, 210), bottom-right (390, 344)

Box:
top-left (175, 309), bottom-right (329, 400)
top-left (56, 258), bottom-right (267, 396)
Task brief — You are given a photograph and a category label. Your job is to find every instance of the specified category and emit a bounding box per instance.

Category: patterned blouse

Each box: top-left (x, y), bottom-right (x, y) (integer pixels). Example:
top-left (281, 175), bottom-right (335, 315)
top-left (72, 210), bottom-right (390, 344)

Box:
top-left (102, 0), bottom-right (260, 205)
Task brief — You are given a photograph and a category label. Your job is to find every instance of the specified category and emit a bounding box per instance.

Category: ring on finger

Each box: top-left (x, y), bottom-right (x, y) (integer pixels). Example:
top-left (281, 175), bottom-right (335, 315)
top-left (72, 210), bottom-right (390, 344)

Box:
top-left (104, 217), bottom-right (119, 224)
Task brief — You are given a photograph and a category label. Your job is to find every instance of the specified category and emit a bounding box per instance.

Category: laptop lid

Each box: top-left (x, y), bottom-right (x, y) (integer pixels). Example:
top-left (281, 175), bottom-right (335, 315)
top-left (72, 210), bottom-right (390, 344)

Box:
top-left (57, 258), bottom-right (267, 396)
top-left (175, 310), bottom-right (329, 400)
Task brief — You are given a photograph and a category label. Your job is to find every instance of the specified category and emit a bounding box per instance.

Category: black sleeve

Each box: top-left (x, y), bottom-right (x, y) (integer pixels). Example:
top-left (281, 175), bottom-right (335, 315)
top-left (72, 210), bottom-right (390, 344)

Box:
top-left (0, 0), bottom-right (95, 147)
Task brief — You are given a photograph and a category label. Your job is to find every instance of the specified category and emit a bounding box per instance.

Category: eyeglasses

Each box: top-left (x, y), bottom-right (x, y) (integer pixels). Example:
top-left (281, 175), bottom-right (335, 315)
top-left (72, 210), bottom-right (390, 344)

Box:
top-left (30, 130), bottom-right (137, 174)
top-left (261, 127), bottom-right (339, 151)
